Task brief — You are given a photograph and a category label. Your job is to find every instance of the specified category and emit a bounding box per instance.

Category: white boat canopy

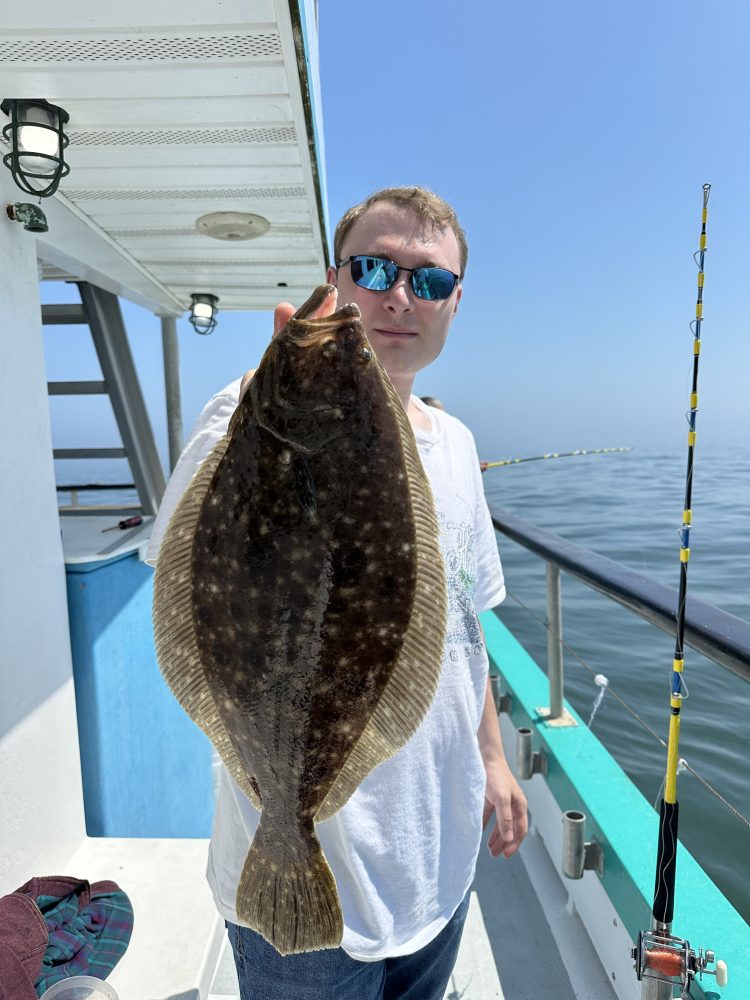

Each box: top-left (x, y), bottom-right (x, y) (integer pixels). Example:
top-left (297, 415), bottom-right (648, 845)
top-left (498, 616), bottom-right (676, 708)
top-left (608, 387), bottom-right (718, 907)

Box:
top-left (0, 0), bottom-right (329, 314)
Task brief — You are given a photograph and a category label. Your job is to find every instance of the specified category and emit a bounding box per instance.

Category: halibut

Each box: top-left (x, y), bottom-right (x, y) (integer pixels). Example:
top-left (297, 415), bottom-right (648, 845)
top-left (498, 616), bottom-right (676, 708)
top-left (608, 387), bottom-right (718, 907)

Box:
top-left (152, 285), bottom-right (446, 954)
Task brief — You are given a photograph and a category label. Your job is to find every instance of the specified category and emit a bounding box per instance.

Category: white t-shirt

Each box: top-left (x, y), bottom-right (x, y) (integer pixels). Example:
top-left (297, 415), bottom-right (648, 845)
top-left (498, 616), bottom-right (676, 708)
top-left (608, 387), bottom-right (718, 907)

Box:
top-left (146, 385), bottom-right (505, 961)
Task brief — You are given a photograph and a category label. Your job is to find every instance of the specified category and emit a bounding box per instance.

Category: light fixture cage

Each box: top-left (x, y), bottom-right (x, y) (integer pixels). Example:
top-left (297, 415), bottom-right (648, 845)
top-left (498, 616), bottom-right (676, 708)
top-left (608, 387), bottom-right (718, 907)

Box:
top-left (1, 98), bottom-right (70, 198)
top-left (189, 293), bottom-right (220, 335)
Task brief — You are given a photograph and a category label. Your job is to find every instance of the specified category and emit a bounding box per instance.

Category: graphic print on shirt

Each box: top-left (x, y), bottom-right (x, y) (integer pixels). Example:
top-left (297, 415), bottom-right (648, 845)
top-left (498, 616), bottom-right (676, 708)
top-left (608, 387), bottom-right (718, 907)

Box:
top-left (437, 504), bottom-right (482, 653)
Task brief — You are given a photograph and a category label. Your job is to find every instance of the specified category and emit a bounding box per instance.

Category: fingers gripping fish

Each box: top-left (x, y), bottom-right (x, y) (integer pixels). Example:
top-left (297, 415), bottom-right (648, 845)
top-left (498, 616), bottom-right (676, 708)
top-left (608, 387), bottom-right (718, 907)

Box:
top-left (152, 285), bottom-right (447, 955)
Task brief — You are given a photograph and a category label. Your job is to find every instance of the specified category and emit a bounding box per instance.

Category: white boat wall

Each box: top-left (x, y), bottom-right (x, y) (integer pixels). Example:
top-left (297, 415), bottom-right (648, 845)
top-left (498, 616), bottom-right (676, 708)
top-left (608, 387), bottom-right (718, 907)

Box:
top-left (1, 4), bottom-right (748, 999)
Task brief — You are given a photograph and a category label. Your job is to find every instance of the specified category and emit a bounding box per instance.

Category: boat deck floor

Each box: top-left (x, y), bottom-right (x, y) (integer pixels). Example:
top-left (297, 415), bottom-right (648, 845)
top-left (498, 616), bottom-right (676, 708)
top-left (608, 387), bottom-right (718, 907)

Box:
top-left (208, 824), bottom-right (619, 1000)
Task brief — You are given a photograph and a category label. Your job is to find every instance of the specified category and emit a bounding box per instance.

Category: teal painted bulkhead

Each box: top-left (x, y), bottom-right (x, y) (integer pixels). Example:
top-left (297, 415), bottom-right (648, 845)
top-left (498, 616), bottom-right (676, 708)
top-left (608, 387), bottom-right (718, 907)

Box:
top-left (66, 550), bottom-right (214, 837)
top-left (481, 610), bottom-right (748, 1000)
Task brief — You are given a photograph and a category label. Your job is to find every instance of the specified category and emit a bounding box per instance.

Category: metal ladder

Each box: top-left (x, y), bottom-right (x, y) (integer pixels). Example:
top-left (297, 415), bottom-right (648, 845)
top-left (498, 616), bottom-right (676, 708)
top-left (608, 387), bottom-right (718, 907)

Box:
top-left (45, 281), bottom-right (166, 516)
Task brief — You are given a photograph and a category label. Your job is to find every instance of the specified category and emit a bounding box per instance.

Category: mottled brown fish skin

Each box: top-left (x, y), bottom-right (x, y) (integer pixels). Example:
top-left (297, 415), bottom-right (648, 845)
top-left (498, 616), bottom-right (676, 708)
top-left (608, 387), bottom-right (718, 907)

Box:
top-left (190, 287), bottom-right (420, 952)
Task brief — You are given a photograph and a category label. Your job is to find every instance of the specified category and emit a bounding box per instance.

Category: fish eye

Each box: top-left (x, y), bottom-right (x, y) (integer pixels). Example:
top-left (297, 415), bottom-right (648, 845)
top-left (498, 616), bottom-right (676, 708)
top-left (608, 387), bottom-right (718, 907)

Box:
top-left (358, 347), bottom-right (372, 364)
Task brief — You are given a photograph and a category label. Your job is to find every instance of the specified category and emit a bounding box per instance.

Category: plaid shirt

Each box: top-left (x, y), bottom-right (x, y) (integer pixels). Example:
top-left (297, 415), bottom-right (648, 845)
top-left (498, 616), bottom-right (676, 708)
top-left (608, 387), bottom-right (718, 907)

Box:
top-left (13, 877), bottom-right (133, 995)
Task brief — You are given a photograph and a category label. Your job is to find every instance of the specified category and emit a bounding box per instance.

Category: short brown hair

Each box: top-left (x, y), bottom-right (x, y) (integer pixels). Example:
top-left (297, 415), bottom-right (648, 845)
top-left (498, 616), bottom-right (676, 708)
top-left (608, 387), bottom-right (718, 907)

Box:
top-left (333, 186), bottom-right (468, 278)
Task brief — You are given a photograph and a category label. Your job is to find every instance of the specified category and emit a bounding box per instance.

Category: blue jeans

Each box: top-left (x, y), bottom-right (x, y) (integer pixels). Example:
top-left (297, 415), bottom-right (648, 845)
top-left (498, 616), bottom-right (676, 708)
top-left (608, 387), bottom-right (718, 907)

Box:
top-left (226, 890), bottom-right (471, 1000)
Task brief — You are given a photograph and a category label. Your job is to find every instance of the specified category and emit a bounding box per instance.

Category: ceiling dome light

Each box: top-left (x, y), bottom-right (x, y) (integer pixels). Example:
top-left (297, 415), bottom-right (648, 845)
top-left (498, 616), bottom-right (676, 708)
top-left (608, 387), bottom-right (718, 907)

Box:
top-left (189, 293), bottom-right (219, 335)
top-left (1, 98), bottom-right (70, 198)
top-left (196, 212), bottom-right (270, 241)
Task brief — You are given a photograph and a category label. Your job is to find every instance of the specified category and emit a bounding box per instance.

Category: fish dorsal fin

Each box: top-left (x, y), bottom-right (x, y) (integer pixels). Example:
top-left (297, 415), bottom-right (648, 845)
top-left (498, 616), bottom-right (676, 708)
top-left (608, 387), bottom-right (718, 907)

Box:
top-left (152, 432), bottom-right (262, 811)
top-left (315, 372), bottom-right (447, 823)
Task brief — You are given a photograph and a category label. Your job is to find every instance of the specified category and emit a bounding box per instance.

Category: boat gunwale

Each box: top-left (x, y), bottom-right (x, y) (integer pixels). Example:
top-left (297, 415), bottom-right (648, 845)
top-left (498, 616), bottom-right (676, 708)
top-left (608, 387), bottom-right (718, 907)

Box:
top-left (490, 504), bottom-right (750, 683)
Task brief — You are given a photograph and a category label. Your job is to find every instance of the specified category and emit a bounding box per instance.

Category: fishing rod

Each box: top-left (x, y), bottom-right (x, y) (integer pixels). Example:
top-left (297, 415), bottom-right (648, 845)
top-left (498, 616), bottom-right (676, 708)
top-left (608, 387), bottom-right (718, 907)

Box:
top-left (480, 446), bottom-right (631, 471)
top-left (632, 184), bottom-right (727, 998)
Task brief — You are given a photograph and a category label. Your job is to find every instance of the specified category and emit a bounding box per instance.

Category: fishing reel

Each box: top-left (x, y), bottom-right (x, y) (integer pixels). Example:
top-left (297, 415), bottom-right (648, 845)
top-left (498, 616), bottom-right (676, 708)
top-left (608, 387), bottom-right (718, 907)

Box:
top-left (632, 929), bottom-right (727, 998)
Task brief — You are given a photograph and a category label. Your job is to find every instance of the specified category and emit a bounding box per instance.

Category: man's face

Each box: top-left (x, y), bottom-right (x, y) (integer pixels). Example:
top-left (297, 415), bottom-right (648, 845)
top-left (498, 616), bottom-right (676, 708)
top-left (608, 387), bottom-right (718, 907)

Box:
top-left (327, 202), bottom-right (462, 382)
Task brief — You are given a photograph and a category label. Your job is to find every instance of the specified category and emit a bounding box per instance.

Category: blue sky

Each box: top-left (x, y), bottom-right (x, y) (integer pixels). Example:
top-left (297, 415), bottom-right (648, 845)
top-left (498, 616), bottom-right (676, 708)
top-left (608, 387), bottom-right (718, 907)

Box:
top-left (44, 0), bottom-right (749, 465)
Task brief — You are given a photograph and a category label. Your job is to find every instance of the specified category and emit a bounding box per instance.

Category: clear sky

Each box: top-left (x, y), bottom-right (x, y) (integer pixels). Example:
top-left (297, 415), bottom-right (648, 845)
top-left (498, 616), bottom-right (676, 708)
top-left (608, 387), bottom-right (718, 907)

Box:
top-left (43, 0), bottom-right (749, 466)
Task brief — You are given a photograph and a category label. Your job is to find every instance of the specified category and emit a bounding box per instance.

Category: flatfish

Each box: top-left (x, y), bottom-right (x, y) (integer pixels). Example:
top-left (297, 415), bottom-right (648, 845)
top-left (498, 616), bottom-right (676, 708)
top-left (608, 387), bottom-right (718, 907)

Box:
top-left (152, 285), bottom-right (447, 955)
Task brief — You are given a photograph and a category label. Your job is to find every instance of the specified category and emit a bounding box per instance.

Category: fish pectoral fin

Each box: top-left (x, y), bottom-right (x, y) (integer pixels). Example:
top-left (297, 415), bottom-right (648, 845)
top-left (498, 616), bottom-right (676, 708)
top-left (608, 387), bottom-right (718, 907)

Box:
top-left (292, 451), bottom-right (317, 517)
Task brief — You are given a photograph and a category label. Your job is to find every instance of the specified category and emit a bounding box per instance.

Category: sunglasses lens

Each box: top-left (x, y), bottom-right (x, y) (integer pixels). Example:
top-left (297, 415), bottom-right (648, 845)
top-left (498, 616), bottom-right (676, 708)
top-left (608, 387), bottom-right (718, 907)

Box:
top-left (412, 267), bottom-right (457, 301)
top-left (344, 256), bottom-right (457, 300)
top-left (350, 256), bottom-right (397, 291)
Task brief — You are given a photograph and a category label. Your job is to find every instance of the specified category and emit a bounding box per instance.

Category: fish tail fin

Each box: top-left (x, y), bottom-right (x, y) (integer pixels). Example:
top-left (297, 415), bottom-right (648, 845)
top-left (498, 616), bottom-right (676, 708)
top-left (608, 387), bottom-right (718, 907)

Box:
top-left (236, 813), bottom-right (343, 955)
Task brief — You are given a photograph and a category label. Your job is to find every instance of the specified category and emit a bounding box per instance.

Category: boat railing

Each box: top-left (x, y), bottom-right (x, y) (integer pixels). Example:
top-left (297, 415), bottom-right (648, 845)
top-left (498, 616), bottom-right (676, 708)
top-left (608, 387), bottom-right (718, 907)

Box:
top-left (56, 482), bottom-right (140, 514)
top-left (488, 505), bottom-right (750, 720)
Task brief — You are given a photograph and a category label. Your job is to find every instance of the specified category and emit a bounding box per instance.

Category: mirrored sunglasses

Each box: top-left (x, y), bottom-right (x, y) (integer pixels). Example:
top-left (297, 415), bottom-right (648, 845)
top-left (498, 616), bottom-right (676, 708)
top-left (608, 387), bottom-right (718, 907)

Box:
top-left (336, 255), bottom-right (460, 301)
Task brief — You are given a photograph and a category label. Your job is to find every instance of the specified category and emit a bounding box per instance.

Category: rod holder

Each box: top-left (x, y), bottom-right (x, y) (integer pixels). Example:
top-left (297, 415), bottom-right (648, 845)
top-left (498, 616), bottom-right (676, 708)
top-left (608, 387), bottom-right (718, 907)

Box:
top-left (490, 674), bottom-right (512, 714)
top-left (516, 727), bottom-right (547, 779)
top-left (562, 810), bottom-right (604, 878)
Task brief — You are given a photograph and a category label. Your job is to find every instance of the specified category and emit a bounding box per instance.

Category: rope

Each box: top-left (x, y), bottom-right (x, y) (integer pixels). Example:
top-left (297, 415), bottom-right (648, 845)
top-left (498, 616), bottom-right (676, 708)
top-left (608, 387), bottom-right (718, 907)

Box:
top-left (503, 586), bottom-right (750, 833)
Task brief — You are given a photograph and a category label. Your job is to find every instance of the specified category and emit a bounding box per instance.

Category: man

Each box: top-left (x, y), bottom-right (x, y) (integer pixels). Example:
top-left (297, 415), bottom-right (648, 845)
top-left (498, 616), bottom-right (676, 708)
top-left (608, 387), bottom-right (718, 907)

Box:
top-left (147, 186), bottom-right (527, 999)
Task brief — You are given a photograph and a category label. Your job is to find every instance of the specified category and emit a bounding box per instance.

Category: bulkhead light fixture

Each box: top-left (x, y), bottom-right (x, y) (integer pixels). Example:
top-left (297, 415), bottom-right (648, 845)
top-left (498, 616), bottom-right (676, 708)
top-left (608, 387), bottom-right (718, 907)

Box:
top-left (189, 293), bottom-right (219, 335)
top-left (1, 98), bottom-right (70, 198)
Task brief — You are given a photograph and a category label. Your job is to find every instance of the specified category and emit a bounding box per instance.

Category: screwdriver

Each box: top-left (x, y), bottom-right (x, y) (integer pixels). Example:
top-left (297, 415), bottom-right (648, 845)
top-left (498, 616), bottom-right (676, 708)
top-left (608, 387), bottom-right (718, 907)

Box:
top-left (101, 515), bottom-right (144, 533)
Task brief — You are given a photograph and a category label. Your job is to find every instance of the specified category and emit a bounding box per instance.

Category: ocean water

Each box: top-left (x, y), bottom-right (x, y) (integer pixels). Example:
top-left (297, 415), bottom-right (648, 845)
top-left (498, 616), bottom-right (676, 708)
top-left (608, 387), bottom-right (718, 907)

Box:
top-left (483, 445), bottom-right (750, 923)
top-left (56, 447), bottom-right (750, 922)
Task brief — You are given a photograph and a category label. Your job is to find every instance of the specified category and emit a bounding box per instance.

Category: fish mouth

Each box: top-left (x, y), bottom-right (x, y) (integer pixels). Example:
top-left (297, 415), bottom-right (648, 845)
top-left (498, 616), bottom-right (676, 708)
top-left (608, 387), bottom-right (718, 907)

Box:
top-left (287, 304), bottom-right (366, 350)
